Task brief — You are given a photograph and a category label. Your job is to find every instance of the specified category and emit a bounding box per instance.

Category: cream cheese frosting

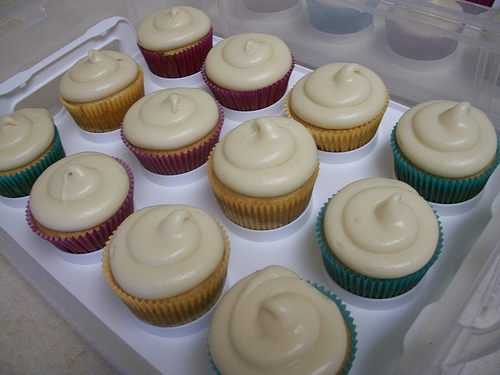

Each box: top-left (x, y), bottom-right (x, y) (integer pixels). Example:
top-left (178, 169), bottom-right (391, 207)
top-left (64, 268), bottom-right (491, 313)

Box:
top-left (209, 265), bottom-right (348, 375)
top-left (212, 116), bottom-right (318, 197)
top-left (29, 152), bottom-right (130, 231)
top-left (396, 100), bottom-right (498, 178)
top-left (137, 6), bottom-right (211, 52)
top-left (204, 33), bottom-right (292, 91)
top-left (59, 50), bottom-right (139, 103)
top-left (109, 205), bottom-right (225, 300)
top-left (390, 0), bottom-right (463, 37)
top-left (289, 62), bottom-right (387, 129)
top-left (122, 87), bottom-right (220, 150)
top-left (324, 178), bottom-right (439, 279)
top-left (0, 108), bottom-right (54, 171)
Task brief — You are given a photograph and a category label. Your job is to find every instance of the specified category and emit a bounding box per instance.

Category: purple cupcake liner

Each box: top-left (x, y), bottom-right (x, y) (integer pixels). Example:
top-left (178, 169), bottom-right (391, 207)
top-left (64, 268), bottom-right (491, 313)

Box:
top-left (201, 54), bottom-right (295, 111)
top-left (385, 19), bottom-right (461, 61)
top-left (26, 157), bottom-right (134, 254)
top-left (138, 27), bottom-right (213, 78)
top-left (121, 101), bottom-right (224, 175)
top-left (0, 125), bottom-right (65, 198)
top-left (391, 126), bottom-right (500, 204)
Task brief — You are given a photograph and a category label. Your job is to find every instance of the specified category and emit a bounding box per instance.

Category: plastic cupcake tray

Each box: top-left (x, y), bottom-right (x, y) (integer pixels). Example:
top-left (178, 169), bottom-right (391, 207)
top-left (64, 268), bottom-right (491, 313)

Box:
top-left (1, 16), bottom-right (499, 375)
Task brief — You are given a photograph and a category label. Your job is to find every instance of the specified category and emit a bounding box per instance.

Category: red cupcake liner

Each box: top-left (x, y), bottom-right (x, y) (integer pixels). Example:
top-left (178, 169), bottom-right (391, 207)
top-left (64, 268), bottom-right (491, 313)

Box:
top-left (121, 101), bottom-right (224, 175)
top-left (26, 157), bottom-right (134, 254)
top-left (201, 54), bottom-right (295, 111)
top-left (138, 27), bottom-right (213, 78)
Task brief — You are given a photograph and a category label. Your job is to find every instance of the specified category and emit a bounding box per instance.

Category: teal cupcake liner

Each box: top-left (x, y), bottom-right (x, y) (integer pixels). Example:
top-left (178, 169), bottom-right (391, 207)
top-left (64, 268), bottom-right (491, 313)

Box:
top-left (208, 282), bottom-right (358, 375)
top-left (390, 126), bottom-right (500, 204)
top-left (0, 125), bottom-right (65, 198)
top-left (316, 197), bottom-right (444, 299)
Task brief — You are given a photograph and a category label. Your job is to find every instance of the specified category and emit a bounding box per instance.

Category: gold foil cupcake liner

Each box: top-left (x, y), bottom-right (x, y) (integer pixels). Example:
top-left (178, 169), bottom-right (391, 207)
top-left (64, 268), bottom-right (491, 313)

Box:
top-left (59, 65), bottom-right (144, 133)
top-left (102, 223), bottom-right (230, 327)
top-left (207, 153), bottom-right (319, 230)
top-left (284, 90), bottom-right (389, 152)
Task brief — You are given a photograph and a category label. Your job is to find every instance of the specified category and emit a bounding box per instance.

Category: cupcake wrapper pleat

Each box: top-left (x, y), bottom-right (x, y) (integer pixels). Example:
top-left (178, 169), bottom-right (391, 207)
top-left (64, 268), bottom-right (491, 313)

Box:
top-left (316, 198), bottom-right (444, 299)
top-left (102, 222), bottom-right (230, 327)
top-left (138, 27), bottom-right (213, 78)
top-left (25, 157), bottom-right (134, 254)
top-left (202, 55), bottom-right (295, 111)
top-left (0, 125), bottom-right (65, 198)
top-left (121, 101), bottom-right (224, 175)
top-left (391, 126), bottom-right (500, 204)
top-left (207, 154), bottom-right (319, 230)
top-left (59, 65), bottom-right (144, 133)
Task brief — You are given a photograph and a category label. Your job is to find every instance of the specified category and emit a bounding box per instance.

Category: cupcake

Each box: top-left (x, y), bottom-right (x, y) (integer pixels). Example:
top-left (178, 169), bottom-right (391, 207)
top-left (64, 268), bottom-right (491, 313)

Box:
top-left (121, 87), bottom-right (224, 175)
top-left (385, 0), bottom-right (464, 61)
top-left (306, 0), bottom-right (375, 34)
top-left (391, 100), bottom-right (500, 204)
top-left (0, 108), bottom-right (65, 198)
top-left (206, 116), bottom-right (319, 230)
top-left (137, 6), bottom-right (213, 78)
top-left (243, 0), bottom-right (301, 12)
top-left (208, 265), bottom-right (357, 375)
top-left (102, 204), bottom-right (230, 327)
top-left (59, 49), bottom-right (144, 133)
top-left (284, 62), bottom-right (389, 152)
top-left (317, 177), bottom-right (443, 299)
top-left (26, 152), bottom-right (134, 254)
top-left (202, 32), bottom-right (294, 111)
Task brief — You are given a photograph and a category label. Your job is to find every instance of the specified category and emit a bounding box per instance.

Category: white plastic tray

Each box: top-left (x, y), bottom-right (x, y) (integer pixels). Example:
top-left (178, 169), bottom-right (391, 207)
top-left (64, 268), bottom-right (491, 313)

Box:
top-left (1, 17), bottom-right (499, 375)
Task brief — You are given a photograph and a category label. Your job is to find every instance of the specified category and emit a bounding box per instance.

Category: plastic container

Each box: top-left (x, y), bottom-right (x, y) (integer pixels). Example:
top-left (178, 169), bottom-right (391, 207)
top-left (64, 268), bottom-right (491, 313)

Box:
top-left (0, 2), bottom-right (499, 374)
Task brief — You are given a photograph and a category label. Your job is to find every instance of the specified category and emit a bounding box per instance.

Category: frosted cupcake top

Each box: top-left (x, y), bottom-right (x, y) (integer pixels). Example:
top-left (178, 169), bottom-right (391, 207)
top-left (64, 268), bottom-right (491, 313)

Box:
top-left (204, 33), bottom-right (292, 91)
top-left (29, 152), bottom-right (130, 231)
top-left (59, 50), bottom-right (139, 102)
top-left (396, 100), bottom-right (497, 178)
top-left (209, 265), bottom-right (348, 375)
top-left (0, 108), bottom-right (54, 171)
top-left (122, 88), bottom-right (220, 150)
top-left (324, 178), bottom-right (439, 279)
top-left (390, 0), bottom-right (463, 36)
top-left (109, 205), bottom-right (225, 300)
top-left (289, 63), bottom-right (387, 129)
top-left (137, 6), bottom-right (211, 52)
top-left (212, 116), bottom-right (318, 197)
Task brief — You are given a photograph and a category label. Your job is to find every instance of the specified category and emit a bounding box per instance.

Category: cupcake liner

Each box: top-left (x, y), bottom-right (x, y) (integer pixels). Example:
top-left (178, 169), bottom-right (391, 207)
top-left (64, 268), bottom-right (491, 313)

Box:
top-left (26, 157), bottom-right (134, 254)
top-left (102, 222), bottom-right (230, 327)
top-left (316, 198), bottom-right (444, 299)
top-left (385, 20), bottom-right (461, 61)
top-left (121, 100), bottom-right (224, 175)
top-left (59, 65), bottom-right (144, 133)
top-left (201, 54), bottom-right (295, 111)
top-left (243, 0), bottom-right (301, 12)
top-left (391, 126), bottom-right (500, 204)
top-left (138, 27), bottom-right (213, 78)
top-left (463, 0), bottom-right (494, 6)
top-left (208, 282), bottom-right (357, 375)
top-left (207, 154), bottom-right (319, 230)
top-left (306, 0), bottom-right (374, 34)
top-left (0, 125), bottom-right (65, 198)
top-left (284, 90), bottom-right (389, 152)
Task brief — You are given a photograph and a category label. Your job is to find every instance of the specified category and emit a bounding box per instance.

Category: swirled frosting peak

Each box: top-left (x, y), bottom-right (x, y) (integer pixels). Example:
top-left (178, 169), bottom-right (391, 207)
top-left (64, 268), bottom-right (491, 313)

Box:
top-left (204, 33), bottom-right (292, 91)
top-left (324, 178), bottom-right (439, 279)
top-left (59, 50), bottom-right (139, 102)
top-left (0, 108), bottom-right (54, 171)
top-left (290, 62), bottom-right (387, 129)
top-left (29, 152), bottom-right (130, 232)
top-left (396, 100), bottom-right (497, 178)
top-left (212, 116), bottom-right (318, 197)
top-left (109, 205), bottom-right (225, 300)
top-left (137, 6), bottom-right (211, 51)
top-left (209, 266), bottom-right (348, 375)
top-left (122, 87), bottom-right (220, 150)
